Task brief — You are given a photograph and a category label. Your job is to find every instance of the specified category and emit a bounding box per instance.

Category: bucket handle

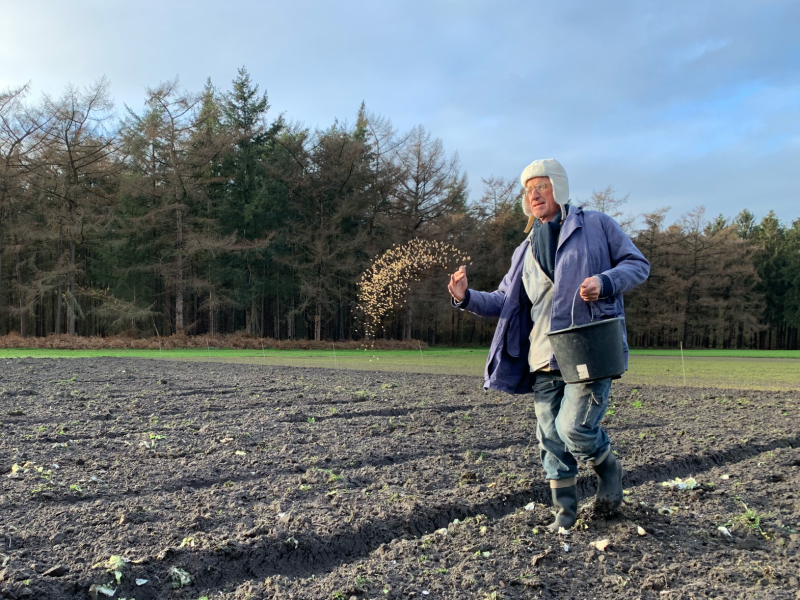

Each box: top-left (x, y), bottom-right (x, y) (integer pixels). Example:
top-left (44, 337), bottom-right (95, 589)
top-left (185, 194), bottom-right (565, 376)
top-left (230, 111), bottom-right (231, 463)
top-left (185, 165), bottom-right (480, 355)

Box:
top-left (570, 283), bottom-right (595, 328)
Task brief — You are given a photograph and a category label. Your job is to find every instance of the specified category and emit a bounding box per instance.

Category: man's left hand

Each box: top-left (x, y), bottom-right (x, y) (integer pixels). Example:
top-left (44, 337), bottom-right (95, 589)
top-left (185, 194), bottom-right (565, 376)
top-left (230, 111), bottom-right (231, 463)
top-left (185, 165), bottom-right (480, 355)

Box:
top-left (580, 276), bottom-right (602, 302)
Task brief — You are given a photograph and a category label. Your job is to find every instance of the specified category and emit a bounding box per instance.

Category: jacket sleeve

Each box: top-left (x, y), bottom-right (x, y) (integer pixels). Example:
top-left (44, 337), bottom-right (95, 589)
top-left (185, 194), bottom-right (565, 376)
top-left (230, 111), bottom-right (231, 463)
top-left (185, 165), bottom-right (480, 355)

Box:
top-left (455, 243), bottom-right (525, 318)
top-left (599, 215), bottom-right (650, 295)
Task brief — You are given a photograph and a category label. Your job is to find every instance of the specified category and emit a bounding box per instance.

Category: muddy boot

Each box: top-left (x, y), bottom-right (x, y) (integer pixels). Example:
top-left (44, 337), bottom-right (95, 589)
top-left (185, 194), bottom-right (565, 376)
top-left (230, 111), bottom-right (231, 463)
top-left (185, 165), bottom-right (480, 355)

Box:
top-left (593, 450), bottom-right (623, 516)
top-left (546, 485), bottom-right (578, 532)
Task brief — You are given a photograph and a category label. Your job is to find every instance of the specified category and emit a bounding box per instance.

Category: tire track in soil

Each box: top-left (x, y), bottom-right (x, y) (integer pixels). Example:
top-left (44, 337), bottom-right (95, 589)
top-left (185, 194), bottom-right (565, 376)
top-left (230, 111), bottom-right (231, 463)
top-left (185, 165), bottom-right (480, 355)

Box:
top-left (275, 403), bottom-right (493, 423)
top-left (116, 432), bottom-right (800, 595)
top-left (17, 435), bottom-right (535, 507)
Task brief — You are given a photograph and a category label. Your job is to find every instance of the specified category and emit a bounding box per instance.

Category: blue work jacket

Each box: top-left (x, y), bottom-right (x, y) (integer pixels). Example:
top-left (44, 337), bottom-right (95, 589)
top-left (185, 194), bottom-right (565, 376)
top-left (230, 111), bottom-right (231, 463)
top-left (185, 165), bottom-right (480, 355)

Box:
top-left (458, 207), bottom-right (650, 394)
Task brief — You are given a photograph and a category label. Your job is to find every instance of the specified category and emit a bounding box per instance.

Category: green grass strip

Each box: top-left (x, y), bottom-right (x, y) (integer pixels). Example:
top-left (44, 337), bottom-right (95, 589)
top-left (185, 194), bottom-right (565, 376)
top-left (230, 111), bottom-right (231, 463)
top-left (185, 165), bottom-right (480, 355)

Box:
top-left (630, 349), bottom-right (800, 359)
top-left (0, 347), bottom-right (797, 359)
top-left (0, 347), bottom-right (797, 391)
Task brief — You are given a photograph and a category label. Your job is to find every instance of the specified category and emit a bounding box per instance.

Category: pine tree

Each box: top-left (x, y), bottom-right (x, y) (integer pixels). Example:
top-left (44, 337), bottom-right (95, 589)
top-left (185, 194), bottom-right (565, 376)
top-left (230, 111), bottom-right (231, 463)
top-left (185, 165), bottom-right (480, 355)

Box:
top-left (216, 68), bottom-right (283, 334)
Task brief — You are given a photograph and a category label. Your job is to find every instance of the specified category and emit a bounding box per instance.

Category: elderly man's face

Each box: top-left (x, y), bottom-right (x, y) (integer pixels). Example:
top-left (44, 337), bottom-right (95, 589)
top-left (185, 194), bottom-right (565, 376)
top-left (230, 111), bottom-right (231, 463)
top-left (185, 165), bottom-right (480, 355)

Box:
top-left (525, 176), bottom-right (559, 222)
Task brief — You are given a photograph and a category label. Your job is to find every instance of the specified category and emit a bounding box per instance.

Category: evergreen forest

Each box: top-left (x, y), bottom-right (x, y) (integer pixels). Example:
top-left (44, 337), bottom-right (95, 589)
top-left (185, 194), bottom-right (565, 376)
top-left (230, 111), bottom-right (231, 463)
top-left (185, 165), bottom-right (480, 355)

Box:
top-left (1, 69), bottom-right (798, 349)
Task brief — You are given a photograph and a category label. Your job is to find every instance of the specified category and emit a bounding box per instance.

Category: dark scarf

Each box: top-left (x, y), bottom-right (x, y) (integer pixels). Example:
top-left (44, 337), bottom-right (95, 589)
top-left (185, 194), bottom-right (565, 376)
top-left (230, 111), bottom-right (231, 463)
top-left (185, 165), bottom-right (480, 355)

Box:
top-left (532, 204), bottom-right (569, 281)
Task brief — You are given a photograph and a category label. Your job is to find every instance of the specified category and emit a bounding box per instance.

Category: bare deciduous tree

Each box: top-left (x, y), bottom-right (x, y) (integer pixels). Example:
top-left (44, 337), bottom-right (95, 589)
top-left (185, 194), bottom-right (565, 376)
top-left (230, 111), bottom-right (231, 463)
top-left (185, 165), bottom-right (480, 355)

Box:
top-left (393, 125), bottom-right (467, 236)
top-left (38, 78), bottom-right (118, 335)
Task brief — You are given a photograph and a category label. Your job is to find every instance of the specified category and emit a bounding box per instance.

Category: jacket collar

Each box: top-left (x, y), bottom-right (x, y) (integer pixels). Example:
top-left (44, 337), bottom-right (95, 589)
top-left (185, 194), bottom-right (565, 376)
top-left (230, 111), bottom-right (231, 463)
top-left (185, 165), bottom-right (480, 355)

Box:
top-left (557, 205), bottom-right (583, 251)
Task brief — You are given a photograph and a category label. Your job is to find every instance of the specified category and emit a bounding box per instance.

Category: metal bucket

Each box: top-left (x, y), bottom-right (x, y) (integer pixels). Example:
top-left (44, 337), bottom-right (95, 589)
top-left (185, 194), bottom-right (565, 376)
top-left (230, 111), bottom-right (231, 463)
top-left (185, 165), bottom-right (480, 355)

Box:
top-left (546, 285), bottom-right (625, 384)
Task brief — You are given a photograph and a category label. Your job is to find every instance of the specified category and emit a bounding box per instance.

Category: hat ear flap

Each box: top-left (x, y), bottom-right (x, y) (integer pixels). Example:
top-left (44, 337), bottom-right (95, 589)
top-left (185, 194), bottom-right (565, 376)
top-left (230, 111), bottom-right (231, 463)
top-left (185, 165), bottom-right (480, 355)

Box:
top-left (524, 215), bottom-right (535, 233)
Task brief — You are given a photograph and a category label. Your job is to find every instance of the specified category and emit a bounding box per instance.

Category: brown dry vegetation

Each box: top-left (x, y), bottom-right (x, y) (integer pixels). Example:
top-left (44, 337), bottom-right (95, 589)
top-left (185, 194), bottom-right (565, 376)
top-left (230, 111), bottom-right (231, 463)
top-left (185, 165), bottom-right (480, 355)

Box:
top-left (0, 332), bottom-right (427, 351)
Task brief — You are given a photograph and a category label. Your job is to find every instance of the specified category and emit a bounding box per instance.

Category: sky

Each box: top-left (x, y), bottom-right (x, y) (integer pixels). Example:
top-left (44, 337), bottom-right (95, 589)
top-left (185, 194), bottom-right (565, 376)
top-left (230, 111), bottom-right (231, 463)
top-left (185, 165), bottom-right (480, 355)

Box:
top-left (2, 0), bottom-right (798, 226)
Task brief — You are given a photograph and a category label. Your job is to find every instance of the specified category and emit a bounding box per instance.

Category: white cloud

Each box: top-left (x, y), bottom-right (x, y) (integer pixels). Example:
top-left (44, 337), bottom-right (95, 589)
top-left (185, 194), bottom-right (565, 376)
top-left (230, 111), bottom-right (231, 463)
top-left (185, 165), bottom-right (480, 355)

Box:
top-left (2, 0), bottom-right (797, 224)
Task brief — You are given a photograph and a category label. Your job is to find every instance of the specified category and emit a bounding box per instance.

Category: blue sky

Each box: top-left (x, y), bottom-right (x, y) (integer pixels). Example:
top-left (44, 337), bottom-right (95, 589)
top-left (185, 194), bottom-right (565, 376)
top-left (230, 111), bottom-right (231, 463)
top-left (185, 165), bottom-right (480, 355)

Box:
top-left (3, 0), bottom-right (798, 226)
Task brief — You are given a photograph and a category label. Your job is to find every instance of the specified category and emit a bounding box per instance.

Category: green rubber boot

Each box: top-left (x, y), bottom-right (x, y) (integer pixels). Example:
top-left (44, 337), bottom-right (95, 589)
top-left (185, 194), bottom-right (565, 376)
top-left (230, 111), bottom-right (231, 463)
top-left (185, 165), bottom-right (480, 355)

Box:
top-left (593, 450), bottom-right (623, 516)
top-left (546, 485), bottom-right (578, 532)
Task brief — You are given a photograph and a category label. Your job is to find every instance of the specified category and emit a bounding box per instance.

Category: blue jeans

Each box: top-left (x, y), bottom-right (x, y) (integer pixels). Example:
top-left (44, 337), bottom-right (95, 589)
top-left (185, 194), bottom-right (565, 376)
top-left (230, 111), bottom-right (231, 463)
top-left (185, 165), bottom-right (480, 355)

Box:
top-left (532, 371), bottom-right (611, 483)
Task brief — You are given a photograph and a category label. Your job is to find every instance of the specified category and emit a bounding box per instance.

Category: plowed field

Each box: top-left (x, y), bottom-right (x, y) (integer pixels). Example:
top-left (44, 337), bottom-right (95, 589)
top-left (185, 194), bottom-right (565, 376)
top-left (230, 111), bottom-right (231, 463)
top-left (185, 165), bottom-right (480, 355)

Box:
top-left (1, 358), bottom-right (798, 599)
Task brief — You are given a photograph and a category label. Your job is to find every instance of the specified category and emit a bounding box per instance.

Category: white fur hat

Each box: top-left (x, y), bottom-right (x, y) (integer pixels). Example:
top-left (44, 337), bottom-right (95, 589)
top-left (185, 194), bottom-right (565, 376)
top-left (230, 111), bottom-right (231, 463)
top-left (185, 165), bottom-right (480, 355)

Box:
top-left (520, 158), bottom-right (569, 232)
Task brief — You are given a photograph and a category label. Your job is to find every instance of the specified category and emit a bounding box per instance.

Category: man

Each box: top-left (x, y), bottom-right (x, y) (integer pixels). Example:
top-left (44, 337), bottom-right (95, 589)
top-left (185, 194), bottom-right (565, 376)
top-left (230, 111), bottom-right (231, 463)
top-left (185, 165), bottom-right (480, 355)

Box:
top-left (448, 158), bottom-right (649, 531)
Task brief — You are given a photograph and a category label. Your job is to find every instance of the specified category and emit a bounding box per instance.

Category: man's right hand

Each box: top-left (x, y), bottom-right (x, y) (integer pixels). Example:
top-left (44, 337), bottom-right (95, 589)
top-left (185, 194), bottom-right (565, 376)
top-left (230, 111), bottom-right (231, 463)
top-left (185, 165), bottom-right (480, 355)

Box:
top-left (448, 266), bottom-right (468, 302)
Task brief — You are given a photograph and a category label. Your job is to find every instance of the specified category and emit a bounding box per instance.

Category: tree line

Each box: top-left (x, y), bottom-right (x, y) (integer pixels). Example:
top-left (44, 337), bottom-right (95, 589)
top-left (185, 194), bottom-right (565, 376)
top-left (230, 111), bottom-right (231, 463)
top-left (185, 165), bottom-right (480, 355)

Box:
top-left (1, 69), bottom-right (797, 349)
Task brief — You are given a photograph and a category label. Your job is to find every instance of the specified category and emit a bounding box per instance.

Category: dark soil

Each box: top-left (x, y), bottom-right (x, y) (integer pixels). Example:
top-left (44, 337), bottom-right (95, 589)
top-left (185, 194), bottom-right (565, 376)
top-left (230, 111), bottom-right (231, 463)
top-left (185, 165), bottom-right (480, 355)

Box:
top-left (1, 358), bottom-right (798, 600)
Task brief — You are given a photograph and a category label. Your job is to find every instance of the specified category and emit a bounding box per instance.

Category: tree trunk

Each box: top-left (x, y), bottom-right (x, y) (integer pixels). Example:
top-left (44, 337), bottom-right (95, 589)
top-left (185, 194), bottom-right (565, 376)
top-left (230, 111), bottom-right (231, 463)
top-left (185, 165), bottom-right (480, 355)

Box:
top-left (14, 248), bottom-right (26, 338)
top-left (250, 299), bottom-right (259, 336)
top-left (175, 209), bottom-right (184, 333)
top-left (288, 299), bottom-right (295, 340)
top-left (55, 226), bottom-right (63, 334)
top-left (274, 293), bottom-right (280, 340)
top-left (192, 267), bottom-right (198, 333)
top-left (314, 300), bottom-right (322, 341)
top-left (209, 290), bottom-right (215, 335)
top-left (339, 298), bottom-right (345, 341)
top-left (0, 222), bottom-right (3, 328)
top-left (68, 241), bottom-right (76, 336)
top-left (682, 282), bottom-right (694, 348)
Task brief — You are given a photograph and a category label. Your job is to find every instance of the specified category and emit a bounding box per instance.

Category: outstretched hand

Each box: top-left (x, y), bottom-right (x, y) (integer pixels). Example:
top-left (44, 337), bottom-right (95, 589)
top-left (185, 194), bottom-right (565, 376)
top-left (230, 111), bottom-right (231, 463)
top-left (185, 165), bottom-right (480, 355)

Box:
top-left (448, 266), bottom-right (468, 302)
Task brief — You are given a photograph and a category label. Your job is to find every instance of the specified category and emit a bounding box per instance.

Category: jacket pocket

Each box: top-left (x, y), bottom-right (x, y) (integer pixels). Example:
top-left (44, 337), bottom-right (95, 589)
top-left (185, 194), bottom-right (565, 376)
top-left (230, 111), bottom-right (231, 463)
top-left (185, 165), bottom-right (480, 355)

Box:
top-left (533, 378), bottom-right (560, 392)
top-left (504, 314), bottom-right (521, 357)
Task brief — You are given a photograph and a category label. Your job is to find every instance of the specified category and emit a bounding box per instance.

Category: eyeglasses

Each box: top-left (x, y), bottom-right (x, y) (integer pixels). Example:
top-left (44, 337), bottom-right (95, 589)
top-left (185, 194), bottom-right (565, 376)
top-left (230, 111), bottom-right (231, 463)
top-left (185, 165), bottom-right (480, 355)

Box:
top-left (524, 182), bottom-right (551, 196)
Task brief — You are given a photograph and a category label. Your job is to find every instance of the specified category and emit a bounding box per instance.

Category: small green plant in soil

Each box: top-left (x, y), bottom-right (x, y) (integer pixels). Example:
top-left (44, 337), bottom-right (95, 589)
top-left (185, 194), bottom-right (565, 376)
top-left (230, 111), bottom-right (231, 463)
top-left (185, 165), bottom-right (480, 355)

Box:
top-left (168, 566), bottom-right (191, 588)
top-left (730, 502), bottom-right (766, 534)
top-left (92, 555), bottom-right (128, 586)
